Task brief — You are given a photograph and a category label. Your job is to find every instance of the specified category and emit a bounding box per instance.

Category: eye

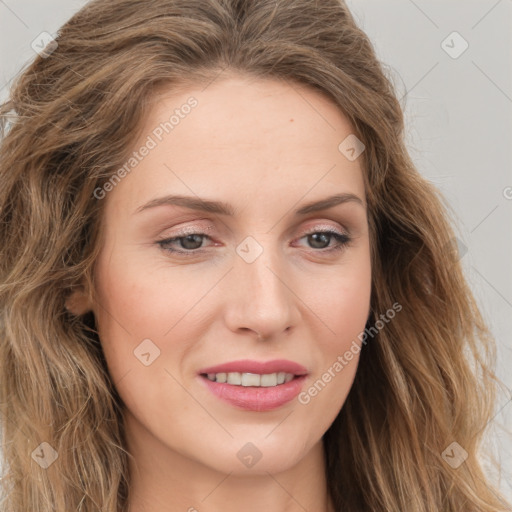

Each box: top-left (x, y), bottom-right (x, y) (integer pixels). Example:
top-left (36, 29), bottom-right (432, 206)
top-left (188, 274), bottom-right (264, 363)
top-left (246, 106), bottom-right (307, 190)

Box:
top-left (157, 232), bottom-right (213, 255)
top-left (295, 229), bottom-right (351, 253)
top-left (156, 228), bottom-right (352, 256)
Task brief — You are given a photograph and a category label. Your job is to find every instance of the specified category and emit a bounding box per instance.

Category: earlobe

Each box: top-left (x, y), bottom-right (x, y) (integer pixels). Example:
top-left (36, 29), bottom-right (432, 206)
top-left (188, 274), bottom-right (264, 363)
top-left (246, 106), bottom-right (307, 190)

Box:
top-left (65, 287), bottom-right (93, 316)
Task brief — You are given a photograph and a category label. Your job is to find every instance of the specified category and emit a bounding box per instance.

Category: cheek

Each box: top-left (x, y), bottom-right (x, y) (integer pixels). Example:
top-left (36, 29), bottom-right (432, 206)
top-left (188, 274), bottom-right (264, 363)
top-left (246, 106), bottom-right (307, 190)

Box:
top-left (93, 245), bottom-right (211, 339)
top-left (91, 247), bottom-right (201, 387)
top-left (304, 251), bottom-right (372, 346)
top-left (301, 250), bottom-right (371, 395)
top-left (296, 262), bottom-right (370, 427)
top-left (91, 250), bottom-right (204, 422)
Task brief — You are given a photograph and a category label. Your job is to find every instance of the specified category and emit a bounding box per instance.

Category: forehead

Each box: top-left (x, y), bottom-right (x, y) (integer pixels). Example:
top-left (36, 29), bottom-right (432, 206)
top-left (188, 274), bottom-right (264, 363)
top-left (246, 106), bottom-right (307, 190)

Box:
top-left (145, 74), bottom-right (354, 148)
top-left (103, 75), bottom-right (366, 216)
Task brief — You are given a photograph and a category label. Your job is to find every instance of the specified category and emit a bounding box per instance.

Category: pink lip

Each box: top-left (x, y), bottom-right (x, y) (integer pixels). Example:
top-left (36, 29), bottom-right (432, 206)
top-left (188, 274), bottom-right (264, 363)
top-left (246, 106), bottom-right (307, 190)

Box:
top-left (198, 359), bottom-right (308, 376)
top-left (199, 374), bottom-right (308, 412)
top-left (197, 359), bottom-right (309, 412)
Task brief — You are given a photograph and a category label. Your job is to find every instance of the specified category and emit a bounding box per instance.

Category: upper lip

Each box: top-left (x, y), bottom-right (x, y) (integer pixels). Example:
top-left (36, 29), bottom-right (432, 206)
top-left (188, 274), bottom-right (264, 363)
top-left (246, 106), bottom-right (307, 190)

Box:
top-left (198, 359), bottom-right (309, 376)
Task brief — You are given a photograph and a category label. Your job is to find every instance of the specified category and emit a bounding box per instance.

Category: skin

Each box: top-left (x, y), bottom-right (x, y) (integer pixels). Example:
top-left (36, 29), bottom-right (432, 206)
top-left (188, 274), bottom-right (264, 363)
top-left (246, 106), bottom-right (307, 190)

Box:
top-left (67, 73), bottom-right (372, 512)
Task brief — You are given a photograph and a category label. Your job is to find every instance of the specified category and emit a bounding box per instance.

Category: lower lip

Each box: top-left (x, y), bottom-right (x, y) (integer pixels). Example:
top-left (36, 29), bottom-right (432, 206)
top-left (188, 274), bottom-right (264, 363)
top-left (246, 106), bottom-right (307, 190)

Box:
top-left (199, 375), bottom-right (307, 411)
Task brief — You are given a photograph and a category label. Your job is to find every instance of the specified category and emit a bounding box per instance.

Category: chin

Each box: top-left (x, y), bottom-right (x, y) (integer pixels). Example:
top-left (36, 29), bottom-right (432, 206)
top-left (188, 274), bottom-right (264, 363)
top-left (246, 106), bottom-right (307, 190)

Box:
top-left (193, 435), bottom-right (312, 476)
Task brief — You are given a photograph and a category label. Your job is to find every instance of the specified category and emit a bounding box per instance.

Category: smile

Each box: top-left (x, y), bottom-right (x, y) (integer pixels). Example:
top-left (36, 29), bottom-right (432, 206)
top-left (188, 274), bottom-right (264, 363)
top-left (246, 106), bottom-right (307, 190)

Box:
top-left (202, 371), bottom-right (296, 387)
top-left (199, 373), bottom-right (308, 411)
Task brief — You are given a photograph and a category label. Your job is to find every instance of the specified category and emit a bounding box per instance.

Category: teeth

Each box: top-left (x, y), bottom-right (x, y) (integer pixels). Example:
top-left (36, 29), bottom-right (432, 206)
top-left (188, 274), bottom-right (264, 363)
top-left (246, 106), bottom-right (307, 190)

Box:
top-left (205, 372), bottom-right (296, 387)
top-left (260, 373), bottom-right (277, 386)
top-left (227, 372), bottom-right (242, 385)
top-left (242, 373), bottom-right (261, 386)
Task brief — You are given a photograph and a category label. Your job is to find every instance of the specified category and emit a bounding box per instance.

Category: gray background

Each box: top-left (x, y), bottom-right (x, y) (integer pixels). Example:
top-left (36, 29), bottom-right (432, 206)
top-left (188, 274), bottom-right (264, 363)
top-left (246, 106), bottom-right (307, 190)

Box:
top-left (1, 0), bottom-right (511, 502)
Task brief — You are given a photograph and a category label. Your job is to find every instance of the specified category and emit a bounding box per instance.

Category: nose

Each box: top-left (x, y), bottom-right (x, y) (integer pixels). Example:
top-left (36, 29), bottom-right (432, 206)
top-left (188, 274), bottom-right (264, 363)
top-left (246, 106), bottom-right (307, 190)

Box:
top-left (223, 238), bottom-right (300, 340)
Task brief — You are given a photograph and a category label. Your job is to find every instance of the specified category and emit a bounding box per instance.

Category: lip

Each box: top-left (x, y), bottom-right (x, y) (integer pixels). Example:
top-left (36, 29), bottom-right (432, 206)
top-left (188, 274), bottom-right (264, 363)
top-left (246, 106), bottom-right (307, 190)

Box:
top-left (199, 374), bottom-right (308, 412)
top-left (197, 359), bottom-right (309, 412)
top-left (198, 359), bottom-right (309, 376)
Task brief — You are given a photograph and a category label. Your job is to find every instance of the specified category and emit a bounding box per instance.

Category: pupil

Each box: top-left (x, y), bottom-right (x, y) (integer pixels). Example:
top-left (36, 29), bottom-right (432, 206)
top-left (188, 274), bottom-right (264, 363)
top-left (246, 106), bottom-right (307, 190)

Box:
top-left (182, 234), bottom-right (203, 250)
top-left (309, 233), bottom-right (329, 249)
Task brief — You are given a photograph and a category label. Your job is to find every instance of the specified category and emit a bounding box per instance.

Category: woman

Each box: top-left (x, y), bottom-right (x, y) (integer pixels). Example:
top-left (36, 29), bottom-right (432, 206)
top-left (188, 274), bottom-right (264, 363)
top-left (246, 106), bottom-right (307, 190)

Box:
top-left (0, 0), bottom-right (510, 510)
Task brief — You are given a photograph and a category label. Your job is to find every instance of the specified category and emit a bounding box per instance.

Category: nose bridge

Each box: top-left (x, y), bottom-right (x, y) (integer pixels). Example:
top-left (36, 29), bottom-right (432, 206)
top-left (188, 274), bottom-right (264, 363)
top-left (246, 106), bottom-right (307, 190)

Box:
top-left (237, 235), bottom-right (288, 307)
top-left (227, 234), bottom-right (297, 337)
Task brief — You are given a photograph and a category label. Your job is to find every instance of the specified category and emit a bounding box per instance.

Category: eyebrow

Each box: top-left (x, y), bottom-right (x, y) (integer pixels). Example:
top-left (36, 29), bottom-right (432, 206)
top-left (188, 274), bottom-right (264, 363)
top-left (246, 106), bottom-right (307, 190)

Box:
top-left (134, 192), bottom-right (365, 216)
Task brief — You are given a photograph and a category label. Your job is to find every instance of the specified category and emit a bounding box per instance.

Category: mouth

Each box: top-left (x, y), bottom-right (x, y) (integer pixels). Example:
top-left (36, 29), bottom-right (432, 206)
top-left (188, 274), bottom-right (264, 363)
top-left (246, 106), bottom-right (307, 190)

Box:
top-left (197, 359), bottom-right (309, 411)
top-left (197, 358), bottom-right (308, 379)
top-left (199, 371), bottom-right (301, 387)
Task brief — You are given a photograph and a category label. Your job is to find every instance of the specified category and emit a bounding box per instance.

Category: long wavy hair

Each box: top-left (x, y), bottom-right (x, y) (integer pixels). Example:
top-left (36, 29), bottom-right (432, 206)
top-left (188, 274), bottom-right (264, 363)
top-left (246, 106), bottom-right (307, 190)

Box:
top-left (0, 0), bottom-right (510, 510)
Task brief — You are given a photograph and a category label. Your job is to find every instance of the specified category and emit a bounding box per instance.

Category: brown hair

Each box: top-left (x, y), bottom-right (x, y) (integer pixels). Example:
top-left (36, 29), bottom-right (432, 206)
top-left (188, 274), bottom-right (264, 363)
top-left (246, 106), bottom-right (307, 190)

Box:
top-left (0, 0), bottom-right (510, 510)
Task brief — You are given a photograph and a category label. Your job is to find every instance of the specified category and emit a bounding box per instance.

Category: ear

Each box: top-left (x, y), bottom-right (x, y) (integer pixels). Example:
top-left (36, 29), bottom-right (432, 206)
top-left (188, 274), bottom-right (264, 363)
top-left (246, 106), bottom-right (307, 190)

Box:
top-left (65, 286), bottom-right (93, 316)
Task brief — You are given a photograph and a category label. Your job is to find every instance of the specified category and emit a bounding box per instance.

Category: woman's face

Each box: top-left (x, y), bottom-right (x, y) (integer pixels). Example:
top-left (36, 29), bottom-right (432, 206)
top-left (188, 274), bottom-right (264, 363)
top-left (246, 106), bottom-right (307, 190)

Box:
top-left (81, 75), bottom-right (371, 475)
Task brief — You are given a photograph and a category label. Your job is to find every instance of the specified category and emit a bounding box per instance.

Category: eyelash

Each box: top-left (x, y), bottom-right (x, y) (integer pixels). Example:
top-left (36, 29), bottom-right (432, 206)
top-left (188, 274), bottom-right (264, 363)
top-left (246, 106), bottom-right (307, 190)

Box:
top-left (156, 228), bottom-right (352, 257)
